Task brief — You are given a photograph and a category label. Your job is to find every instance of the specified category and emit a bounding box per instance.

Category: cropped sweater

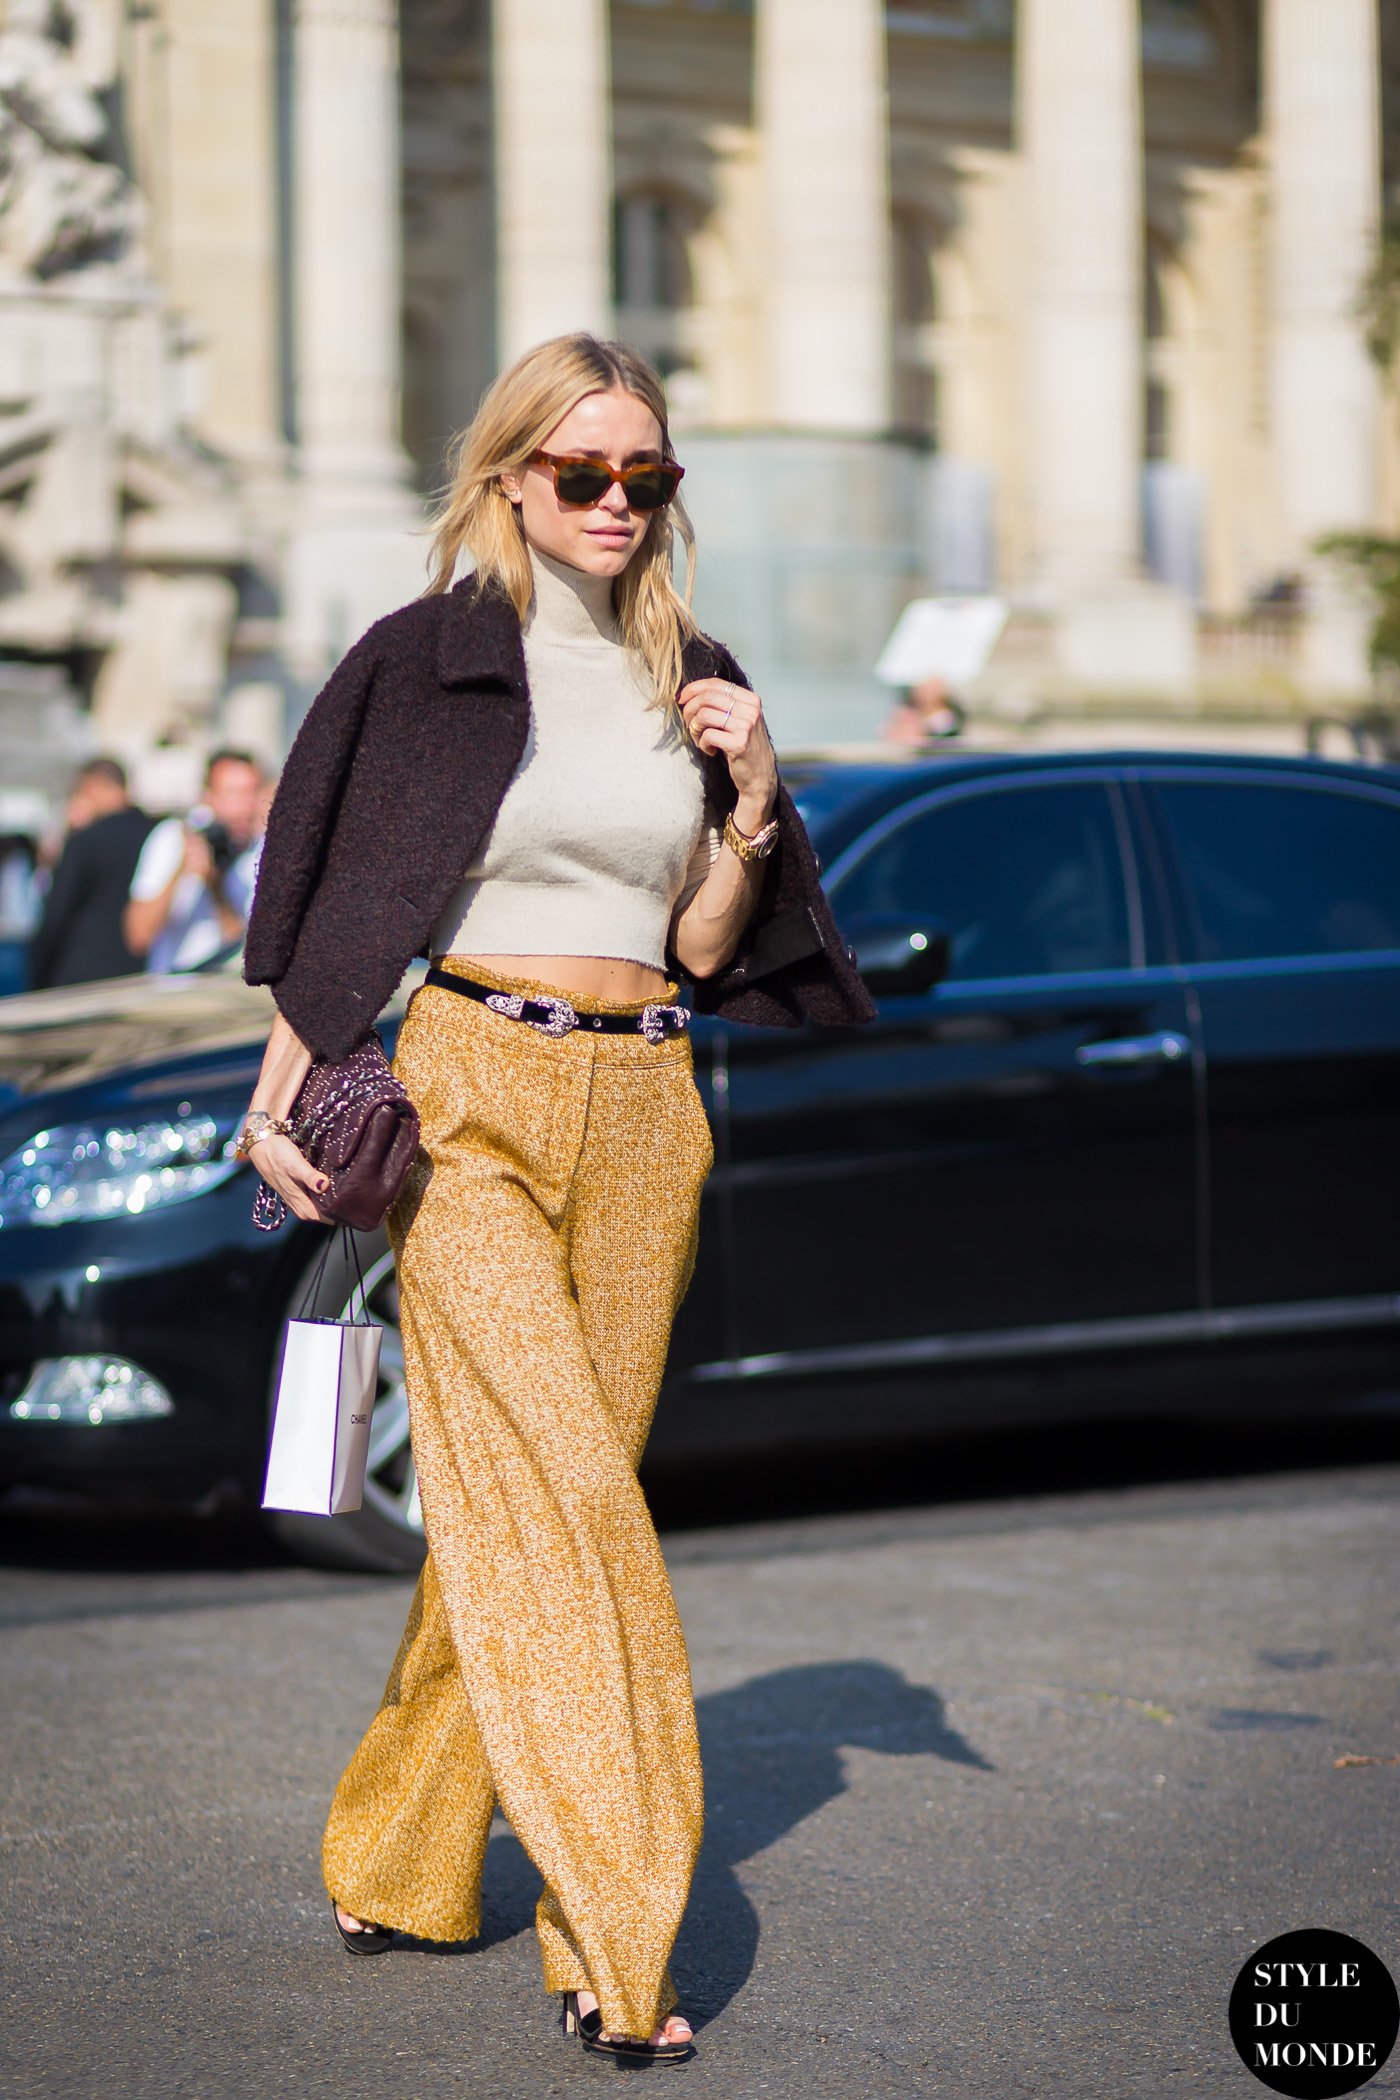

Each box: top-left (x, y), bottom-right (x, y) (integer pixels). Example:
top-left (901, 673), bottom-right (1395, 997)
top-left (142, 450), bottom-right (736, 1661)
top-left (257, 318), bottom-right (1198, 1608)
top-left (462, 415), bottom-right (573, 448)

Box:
top-left (243, 567), bottom-right (877, 1062)
top-left (432, 547), bottom-right (720, 968)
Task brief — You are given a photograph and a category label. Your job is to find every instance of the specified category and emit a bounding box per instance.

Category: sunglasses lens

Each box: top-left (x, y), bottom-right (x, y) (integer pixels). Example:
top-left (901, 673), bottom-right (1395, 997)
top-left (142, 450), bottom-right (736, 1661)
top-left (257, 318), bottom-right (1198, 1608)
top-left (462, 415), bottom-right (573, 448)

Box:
top-left (543, 456), bottom-right (681, 510)
top-left (553, 461), bottom-right (613, 505)
top-left (624, 467), bottom-right (680, 512)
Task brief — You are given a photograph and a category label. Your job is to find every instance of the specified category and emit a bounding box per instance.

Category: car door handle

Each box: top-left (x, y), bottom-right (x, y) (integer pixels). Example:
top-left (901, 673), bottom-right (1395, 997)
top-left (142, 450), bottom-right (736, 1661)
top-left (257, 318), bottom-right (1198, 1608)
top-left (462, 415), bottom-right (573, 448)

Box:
top-left (1075, 1030), bottom-right (1191, 1069)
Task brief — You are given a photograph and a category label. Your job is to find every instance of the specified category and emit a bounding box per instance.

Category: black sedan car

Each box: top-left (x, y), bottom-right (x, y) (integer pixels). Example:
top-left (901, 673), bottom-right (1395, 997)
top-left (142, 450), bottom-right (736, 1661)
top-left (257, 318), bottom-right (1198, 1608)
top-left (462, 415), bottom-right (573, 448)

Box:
top-left (2, 747), bottom-right (1398, 1570)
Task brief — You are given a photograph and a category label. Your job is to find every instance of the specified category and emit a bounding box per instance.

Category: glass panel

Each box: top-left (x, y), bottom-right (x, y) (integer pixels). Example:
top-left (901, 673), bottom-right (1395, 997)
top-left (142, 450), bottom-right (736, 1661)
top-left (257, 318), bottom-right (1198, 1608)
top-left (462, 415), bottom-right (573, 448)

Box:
top-left (1155, 782), bottom-right (1400, 962)
top-left (833, 783), bottom-right (1132, 980)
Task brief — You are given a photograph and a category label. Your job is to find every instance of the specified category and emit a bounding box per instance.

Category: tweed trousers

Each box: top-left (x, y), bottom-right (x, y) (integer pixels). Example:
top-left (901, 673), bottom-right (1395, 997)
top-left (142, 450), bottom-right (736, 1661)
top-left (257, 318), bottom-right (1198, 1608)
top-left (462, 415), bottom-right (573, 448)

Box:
top-left (321, 960), bottom-right (713, 2037)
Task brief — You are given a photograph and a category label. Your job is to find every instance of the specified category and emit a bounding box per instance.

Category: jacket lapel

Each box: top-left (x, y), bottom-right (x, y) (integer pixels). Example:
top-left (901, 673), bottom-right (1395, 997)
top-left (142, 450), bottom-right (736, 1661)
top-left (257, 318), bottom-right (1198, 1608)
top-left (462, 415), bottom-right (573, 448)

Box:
top-left (435, 572), bottom-right (529, 696)
top-left (680, 631), bottom-right (726, 689)
top-left (680, 631), bottom-right (742, 815)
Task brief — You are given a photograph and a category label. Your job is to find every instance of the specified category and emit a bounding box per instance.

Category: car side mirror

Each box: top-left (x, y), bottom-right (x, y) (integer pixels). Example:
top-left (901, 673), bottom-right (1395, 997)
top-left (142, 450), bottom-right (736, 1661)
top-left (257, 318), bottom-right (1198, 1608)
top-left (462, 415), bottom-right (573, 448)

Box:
top-left (841, 915), bottom-right (951, 996)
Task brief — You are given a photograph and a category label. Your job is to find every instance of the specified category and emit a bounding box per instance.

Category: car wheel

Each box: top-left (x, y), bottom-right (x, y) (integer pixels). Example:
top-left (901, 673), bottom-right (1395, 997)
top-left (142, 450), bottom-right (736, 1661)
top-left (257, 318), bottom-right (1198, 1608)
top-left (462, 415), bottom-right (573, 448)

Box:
top-left (263, 1234), bottom-right (428, 1575)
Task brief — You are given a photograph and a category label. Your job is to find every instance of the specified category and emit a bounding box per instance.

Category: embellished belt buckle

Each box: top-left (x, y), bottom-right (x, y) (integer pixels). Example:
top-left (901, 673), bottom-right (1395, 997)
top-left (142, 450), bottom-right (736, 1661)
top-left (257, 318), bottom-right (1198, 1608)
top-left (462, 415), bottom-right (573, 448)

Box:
top-left (639, 1002), bottom-right (688, 1044)
top-left (528, 994), bottom-right (578, 1038)
top-left (483, 990), bottom-right (577, 1037)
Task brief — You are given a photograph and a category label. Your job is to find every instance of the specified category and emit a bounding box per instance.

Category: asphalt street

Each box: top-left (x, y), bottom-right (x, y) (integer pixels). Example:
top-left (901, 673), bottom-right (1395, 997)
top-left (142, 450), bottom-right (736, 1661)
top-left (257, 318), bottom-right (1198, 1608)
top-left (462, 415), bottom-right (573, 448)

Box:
top-left (2, 1431), bottom-right (1398, 2100)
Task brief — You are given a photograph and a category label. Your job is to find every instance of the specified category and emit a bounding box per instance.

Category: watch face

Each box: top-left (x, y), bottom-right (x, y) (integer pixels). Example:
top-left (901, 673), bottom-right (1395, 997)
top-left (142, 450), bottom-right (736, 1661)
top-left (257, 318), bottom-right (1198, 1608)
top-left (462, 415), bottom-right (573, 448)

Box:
top-left (725, 812), bottom-right (780, 861)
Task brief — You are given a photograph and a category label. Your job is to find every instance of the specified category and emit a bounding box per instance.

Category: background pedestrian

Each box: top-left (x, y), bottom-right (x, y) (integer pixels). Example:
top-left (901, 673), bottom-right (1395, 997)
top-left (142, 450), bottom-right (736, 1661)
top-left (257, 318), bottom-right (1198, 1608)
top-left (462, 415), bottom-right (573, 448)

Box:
top-left (124, 749), bottom-right (263, 974)
top-left (28, 758), bottom-right (154, 990)
top-left (882, 673), bottom-right (967, 750)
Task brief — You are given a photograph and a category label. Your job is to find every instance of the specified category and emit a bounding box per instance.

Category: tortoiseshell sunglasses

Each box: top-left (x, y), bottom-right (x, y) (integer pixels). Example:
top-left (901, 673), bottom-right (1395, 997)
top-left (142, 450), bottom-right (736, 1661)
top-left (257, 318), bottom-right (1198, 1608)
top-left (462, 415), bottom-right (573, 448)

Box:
top-left (528, 450), bottom-right (685, 512)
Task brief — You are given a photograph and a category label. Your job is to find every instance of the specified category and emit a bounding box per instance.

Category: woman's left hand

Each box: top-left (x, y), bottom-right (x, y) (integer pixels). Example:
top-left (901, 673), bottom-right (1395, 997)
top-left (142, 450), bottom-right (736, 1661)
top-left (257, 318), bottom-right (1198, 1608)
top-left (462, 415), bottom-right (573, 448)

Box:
top-left (679, 678), bottom-right (778, 825)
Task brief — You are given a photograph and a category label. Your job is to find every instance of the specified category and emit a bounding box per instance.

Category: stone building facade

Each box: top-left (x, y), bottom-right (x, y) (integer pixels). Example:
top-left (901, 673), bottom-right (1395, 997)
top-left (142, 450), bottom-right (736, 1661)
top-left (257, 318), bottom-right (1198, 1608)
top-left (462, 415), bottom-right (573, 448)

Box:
top-left (2, 0), bottom-right (1398, 794)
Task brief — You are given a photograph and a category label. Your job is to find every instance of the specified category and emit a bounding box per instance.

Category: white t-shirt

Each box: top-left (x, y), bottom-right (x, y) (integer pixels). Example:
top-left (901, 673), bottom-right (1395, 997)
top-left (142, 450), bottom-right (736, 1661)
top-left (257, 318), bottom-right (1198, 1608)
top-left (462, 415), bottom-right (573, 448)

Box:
top-left (129, 817), bottom-right (256, 973)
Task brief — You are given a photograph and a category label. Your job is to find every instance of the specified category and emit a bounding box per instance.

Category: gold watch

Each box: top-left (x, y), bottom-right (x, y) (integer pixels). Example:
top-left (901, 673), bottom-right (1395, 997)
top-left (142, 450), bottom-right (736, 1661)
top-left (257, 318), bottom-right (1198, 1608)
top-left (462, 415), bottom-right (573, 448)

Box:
top-left (723, 810), bottom-right (780, 864)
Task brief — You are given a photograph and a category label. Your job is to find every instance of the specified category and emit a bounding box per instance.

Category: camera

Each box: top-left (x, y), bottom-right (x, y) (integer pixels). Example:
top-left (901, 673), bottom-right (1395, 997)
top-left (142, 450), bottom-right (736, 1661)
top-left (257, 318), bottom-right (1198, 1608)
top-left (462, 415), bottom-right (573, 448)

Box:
top-left (188, 810), bottom-right (237, 875)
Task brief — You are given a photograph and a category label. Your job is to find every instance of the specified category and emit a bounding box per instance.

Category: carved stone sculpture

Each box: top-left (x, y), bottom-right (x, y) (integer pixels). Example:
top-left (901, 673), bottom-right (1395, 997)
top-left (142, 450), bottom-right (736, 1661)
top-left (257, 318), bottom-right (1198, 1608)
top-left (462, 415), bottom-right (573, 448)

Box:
top-left (0, 0), bottom-right (142, 281)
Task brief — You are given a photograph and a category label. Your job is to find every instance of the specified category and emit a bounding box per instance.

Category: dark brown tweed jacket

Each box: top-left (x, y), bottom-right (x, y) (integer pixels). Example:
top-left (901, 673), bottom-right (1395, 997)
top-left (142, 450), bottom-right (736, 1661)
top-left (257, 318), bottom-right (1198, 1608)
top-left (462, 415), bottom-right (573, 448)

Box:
top-left (244, 573), bottom-right (876, 1061)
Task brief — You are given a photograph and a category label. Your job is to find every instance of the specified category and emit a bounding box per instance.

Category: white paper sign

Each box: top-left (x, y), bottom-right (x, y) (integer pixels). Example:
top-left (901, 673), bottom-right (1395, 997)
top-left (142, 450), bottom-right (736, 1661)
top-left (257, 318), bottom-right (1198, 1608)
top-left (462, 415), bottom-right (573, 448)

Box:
top-left (262, 1318), bottom-right (381, 1516)
top-left (875, 595), bottom-right (1009, 687)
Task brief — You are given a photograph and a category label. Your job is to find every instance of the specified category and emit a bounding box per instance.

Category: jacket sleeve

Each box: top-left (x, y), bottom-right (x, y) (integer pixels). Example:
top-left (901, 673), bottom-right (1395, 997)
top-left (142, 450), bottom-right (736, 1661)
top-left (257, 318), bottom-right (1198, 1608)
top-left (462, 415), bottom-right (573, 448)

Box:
top-left (707, 640), bottom-right (825, 982)
top-left (243, 629), bottom-right (380, 989)
top-left (689, 643), bottom-right (876, 1029)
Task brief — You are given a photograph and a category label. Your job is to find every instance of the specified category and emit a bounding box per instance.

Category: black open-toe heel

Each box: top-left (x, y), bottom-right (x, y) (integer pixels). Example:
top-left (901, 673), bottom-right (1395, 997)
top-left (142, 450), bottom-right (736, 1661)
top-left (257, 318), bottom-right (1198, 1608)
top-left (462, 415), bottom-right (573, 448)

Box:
top-left (563, 1992), bottom-right (695, 2065)
top-left (331, 1902), bottom-right (394, 1956)
top-left (588, 2030), bottom-right (695, 2067)
top-left (561, 1991), bottom-right (603, 2046)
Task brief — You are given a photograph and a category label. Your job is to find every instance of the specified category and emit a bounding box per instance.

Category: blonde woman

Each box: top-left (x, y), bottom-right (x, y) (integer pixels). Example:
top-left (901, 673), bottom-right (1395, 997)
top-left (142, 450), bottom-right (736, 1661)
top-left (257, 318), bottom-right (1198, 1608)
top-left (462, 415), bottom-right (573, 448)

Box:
top-left (240, 334), bottom-right (873, 2062)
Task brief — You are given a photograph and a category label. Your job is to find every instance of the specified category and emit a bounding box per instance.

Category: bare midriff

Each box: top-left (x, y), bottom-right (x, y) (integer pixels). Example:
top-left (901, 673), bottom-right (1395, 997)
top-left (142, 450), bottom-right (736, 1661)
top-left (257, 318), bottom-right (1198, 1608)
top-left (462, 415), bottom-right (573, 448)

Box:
top-left (450, 953), bottom-right (673, 1002)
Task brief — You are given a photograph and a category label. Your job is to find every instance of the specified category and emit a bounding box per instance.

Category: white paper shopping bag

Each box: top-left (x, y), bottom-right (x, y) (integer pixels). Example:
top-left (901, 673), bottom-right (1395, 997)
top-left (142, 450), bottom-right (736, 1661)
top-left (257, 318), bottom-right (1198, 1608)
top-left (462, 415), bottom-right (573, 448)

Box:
top-left (262, 1230), bottom-right (382, 1516)
top-left (262, 1319), bottom-right (381, 1514)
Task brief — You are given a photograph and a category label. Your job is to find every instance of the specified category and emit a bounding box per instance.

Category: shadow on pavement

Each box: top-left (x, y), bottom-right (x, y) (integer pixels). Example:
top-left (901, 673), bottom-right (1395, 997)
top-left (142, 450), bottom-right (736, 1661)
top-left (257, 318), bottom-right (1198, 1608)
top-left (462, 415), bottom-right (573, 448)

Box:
top-left (435, 1658), bottom-right (990, 2028)
top-left (682, 1659), bottom-right (992, 2025)
top-left (0, 1411), bottom-right (1396, 1572)
top-left (644, 1409), bottom-right (1400, 1534)
top-left (0, 1483), bottom-right (298, 1573)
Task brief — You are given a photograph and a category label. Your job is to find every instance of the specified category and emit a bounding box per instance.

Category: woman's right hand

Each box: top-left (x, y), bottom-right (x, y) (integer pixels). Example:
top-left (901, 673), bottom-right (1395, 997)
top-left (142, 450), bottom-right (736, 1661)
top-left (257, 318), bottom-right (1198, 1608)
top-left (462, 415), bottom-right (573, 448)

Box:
top-left (246, 1012), bottom-right (321, 1219)
top-left (251, 1132), bottom-right (331, 1224)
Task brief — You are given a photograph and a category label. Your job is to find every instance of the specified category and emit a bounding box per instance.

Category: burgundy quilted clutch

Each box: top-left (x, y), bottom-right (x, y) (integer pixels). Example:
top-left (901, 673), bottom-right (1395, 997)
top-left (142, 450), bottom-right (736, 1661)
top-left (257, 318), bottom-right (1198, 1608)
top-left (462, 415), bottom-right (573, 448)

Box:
top-left (252, 1035), bottom-right (420, 1234)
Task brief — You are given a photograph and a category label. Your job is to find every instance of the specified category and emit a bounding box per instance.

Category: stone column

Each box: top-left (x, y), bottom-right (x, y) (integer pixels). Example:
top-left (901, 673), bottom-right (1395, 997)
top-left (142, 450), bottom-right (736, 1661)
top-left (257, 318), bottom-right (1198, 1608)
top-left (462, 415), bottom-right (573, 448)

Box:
top-left (292, 0), bottom-right (410, 495)
top-left (285, 0), bottom-right (421, 690)
top-left (1018, 0), bottom-right (1142, 594)
top-left (757, 0), bottom-right (891, 431)
top-left (493, 0), bottom-right (612, 364)
top-left (1015, 0), bottom-right (1193, 696)
top-left (1265, 0), bottom-right (1382, 694)
top-left (163, 0), bottom-right (282, 478)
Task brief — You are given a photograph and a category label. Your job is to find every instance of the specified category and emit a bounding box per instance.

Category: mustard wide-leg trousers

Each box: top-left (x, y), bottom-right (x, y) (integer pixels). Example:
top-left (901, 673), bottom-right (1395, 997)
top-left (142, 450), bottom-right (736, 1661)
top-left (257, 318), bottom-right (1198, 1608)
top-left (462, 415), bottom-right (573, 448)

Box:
top-left (321, 962), bottom-right (713, 2037)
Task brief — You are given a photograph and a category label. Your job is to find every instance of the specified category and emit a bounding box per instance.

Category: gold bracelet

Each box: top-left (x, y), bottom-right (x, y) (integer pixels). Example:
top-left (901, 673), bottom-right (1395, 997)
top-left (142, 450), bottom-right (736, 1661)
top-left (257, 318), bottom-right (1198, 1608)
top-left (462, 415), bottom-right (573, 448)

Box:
top-left (723, 810), bottom-right (780, 864)
top-left (235, 1111), bottom-right (293, 1160)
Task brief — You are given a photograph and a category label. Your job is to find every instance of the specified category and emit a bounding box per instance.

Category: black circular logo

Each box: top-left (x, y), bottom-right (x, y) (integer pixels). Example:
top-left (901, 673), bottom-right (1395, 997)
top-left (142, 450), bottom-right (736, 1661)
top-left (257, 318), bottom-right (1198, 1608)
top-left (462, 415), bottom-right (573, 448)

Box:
top-left (1230, 1930), bottom-right (1399, 2097)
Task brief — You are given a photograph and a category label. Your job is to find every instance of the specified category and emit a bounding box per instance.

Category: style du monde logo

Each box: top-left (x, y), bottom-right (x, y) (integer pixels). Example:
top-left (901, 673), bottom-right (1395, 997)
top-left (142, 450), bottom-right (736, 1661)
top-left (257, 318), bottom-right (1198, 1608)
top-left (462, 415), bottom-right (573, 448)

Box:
top-left (1230, 1930), bottom-right (1399, 2098)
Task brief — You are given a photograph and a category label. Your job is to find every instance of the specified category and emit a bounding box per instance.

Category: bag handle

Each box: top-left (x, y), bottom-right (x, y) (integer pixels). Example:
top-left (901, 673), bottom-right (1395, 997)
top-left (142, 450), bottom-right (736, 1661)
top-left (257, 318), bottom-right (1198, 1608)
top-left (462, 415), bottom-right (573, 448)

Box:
top-left (345, 1226), bottom-right (369, 1322)
top-left (296, 1226), bottom-right (372, 1325)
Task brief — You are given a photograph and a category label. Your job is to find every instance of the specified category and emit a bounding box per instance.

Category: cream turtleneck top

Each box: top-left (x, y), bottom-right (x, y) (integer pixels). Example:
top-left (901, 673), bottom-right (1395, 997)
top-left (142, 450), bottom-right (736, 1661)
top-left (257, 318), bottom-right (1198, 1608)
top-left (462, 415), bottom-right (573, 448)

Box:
top-left (432, 546), bottom-right (720, 969)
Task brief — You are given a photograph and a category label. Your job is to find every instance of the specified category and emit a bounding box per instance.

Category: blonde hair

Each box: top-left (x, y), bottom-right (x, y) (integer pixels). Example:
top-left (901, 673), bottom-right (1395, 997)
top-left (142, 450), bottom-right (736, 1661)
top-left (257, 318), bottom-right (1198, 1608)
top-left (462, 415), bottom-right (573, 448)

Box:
top-left (424, 334), bottom-right (700, 706)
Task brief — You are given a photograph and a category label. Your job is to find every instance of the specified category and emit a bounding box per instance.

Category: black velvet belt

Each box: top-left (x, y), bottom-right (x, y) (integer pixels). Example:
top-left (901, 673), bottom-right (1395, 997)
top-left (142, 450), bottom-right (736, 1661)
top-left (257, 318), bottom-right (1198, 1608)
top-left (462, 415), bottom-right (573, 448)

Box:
top-left (424, 967), bottom-right (689, 1042)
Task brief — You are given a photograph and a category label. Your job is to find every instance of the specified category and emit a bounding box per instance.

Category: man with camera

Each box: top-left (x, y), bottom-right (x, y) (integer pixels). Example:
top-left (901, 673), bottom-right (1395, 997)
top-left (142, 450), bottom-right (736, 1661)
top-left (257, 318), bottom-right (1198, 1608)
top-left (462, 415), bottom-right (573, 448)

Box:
top-left (125, 749), bottom-right (265, 974)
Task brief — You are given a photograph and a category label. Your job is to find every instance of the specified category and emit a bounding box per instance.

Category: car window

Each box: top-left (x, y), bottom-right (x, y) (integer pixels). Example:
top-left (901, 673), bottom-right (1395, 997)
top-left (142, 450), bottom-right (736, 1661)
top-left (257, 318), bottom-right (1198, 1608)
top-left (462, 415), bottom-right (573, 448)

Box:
top-left (1151, 780), bottom-right (1400, 963)
top-left (831, 782), bottom-right (1132, 980)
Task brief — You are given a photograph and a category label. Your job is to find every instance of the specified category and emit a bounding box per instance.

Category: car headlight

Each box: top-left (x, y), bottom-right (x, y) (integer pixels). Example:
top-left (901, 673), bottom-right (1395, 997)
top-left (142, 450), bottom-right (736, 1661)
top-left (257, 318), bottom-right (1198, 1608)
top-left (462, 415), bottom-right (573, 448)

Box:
top-left (0, 1112), bottom-right (242, 1229)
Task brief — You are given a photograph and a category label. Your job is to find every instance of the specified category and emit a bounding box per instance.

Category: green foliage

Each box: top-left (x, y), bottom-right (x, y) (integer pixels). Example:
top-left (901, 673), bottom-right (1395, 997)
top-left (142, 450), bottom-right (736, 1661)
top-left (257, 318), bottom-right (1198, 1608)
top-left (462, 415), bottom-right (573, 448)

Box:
top-left (1359, 211), bottom-right (1400, 378)
top-left (1314, 531), bottom-right (1400, 676)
